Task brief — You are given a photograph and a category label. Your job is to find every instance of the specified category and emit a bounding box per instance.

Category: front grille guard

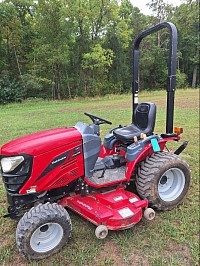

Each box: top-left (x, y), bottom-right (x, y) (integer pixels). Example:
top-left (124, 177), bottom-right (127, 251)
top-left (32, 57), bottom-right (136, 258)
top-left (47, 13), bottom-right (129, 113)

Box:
top-left (0, 154), bottom-right (33, 193)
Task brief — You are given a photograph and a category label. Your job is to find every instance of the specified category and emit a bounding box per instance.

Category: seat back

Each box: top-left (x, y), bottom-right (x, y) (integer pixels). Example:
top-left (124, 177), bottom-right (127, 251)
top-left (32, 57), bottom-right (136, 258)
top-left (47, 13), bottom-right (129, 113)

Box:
top-left (134, 102), bottom-right (156, 134)
top-left (112, 102), bottom-right (157, 144)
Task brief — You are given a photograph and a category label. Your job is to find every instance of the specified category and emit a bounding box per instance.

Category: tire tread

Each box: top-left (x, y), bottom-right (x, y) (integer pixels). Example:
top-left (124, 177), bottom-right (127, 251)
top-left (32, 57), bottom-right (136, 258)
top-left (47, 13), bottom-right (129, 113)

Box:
top-left (16, 202), bottom-right (71, 259)
top-left (136, 151), bottom-right (191, 210)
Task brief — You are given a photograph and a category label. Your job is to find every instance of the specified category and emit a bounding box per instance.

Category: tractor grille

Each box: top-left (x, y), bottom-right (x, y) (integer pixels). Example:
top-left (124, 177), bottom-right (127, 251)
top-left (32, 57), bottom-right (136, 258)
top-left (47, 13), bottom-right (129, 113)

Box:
top-left (1, 155), bottom-right (33, 193)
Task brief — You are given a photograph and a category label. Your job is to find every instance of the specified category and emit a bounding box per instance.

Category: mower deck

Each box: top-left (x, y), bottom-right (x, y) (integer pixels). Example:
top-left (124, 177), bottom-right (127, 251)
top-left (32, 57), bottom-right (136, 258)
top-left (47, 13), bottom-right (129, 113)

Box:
top-left (62, 188), bottom-right (148, 230)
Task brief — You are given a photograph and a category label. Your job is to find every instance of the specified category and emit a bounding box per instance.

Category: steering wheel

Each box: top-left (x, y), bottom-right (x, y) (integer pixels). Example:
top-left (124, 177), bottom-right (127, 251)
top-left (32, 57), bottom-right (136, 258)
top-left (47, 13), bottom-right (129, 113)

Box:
top-left (84, 112), bottom-right (112, 125)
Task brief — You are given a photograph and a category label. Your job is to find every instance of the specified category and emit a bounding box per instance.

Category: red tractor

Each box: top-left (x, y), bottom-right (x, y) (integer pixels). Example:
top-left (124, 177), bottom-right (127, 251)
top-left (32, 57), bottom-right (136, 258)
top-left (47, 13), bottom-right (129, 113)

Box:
top-left (0, 22), bottom-right (190, 260)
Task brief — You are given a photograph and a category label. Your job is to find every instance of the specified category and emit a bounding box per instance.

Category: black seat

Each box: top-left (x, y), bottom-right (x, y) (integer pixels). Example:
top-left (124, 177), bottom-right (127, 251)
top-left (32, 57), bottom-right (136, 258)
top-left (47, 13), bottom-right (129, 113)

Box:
top-left (113, 102), bottom-right (156, 144)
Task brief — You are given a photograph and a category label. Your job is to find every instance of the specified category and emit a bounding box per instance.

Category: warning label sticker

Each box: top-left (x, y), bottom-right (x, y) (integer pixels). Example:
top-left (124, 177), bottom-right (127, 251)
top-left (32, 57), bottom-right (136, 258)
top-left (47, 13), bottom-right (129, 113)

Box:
top-left (118, 207), bottom-right (134, 218)
top-left (113, 196), bottom-right (123, 202)
top-left (129, 197), bottom-right (138, 203)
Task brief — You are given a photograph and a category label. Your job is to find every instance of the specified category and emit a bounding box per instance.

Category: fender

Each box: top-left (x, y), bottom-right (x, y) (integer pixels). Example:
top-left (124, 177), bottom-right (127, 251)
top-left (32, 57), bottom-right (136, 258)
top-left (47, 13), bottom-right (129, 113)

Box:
top-left (126, 137), bottom-right (179, 180)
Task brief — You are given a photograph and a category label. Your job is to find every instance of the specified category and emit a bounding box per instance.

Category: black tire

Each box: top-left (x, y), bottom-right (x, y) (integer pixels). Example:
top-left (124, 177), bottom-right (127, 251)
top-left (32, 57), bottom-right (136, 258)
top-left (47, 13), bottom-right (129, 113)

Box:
top-left (16, 202), bottom-right (72, 260)
top-left (136, 152), bottom-right (191, 210)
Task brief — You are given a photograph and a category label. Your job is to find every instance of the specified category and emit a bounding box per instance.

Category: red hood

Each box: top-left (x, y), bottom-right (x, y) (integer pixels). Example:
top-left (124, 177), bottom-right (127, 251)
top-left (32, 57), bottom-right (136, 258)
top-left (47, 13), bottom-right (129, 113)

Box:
top-left (1, 127), bottom-right (82, 156)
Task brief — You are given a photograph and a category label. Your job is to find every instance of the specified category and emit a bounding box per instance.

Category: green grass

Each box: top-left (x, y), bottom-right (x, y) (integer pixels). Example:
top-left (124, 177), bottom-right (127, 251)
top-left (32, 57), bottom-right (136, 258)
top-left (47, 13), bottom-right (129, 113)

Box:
top-left (0, 88), bottom-right (199, 265)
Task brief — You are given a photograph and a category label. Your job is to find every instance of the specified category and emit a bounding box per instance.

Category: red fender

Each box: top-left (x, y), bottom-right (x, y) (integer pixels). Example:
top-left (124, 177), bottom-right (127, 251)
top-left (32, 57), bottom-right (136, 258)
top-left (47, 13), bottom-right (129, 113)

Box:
top-left (126, 137), bottom-right (179, 180)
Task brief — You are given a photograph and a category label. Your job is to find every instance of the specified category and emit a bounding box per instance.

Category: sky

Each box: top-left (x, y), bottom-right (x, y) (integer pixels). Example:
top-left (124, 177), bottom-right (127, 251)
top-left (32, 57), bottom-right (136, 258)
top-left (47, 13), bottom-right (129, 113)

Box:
top-left (130, 0), bottom-right (183, 15)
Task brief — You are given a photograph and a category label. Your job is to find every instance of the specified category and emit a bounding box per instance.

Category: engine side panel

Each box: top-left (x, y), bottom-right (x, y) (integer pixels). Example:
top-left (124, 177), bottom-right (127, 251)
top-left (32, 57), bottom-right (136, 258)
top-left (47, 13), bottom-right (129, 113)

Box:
top-left (19, 140), bottom-right (84, 194)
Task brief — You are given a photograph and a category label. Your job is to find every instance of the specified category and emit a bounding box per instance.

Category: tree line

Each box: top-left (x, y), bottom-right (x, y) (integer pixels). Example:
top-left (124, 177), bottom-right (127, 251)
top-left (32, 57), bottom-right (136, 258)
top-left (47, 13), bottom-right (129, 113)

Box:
top-left (0, 0), bottom-right (199, 103)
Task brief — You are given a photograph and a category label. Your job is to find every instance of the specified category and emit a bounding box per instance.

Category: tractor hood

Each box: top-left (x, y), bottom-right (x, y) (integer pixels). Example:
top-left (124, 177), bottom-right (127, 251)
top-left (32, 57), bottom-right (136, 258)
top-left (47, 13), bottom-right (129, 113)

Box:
top-left (1, 127), bottom-right (82, 156)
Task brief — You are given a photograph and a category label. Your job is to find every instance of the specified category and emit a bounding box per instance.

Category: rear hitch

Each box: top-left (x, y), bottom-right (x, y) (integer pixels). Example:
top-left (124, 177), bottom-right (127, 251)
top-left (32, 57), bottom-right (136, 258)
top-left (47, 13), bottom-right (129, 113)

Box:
top-left (174, 141), bottom-right (188, 155)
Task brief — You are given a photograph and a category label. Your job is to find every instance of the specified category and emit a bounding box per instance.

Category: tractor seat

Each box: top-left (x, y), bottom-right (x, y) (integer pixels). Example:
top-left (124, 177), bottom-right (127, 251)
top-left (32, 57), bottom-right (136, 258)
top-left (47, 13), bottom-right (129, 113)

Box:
top-left (113, 102), bottom-right (156, 144)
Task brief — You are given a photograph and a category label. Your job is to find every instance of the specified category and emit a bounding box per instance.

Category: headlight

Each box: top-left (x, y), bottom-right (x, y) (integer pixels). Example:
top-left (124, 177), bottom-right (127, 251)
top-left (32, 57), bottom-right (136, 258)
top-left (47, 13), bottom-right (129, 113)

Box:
top-left (1, 156), bottom-right (24, 173)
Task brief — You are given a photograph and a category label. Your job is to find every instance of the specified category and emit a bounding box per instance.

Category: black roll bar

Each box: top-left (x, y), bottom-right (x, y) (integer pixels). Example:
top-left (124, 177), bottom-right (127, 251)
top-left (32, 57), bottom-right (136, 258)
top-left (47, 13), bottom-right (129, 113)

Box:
top-left (132, 22), bottom-right (178, 133)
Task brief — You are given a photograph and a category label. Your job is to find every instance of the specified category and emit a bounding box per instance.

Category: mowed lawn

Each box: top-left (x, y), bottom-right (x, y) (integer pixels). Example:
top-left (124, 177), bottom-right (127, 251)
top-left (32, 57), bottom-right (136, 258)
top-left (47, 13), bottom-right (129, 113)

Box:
top-left (0, 89), bottom-right (199, 266)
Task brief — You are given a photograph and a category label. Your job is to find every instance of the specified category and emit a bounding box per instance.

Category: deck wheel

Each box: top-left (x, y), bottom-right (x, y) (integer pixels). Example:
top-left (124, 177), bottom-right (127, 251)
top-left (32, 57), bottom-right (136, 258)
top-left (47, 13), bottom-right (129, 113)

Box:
top-left (144, 208), bottom-right (155, 221)
top-left (95, 225), bottom-right (108, 239)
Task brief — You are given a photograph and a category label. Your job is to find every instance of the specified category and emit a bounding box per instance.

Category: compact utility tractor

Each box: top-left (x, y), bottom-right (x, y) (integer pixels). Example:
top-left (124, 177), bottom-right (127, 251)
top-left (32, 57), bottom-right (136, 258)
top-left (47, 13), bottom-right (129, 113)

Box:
top-left (0, 22), bottom-right (191, 259)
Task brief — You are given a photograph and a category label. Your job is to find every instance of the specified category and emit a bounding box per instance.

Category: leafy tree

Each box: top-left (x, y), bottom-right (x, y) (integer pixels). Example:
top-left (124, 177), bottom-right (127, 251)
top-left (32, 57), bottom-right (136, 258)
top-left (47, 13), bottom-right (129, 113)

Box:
top-left (33, 0), bottom-right (72, 99)
top-left (169, 1), bottom-right (199, 87)
top-left (82, 44), bottom-right (114, 95)
top-left (0, 0), bottom-right (34, 82)
top-left (0, 0), bottom-right (198, 103)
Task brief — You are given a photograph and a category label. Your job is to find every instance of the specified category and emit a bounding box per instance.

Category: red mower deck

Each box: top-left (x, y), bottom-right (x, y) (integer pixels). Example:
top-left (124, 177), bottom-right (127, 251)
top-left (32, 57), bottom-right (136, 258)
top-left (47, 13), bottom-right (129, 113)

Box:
top-left (62, 188), bottom-right (148, 230)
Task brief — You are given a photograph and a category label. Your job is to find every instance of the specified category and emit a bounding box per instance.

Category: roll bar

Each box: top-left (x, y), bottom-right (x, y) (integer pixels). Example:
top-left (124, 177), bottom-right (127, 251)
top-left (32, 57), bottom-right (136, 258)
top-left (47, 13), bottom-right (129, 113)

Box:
top-left (132, 22), bottom-right (177, 133)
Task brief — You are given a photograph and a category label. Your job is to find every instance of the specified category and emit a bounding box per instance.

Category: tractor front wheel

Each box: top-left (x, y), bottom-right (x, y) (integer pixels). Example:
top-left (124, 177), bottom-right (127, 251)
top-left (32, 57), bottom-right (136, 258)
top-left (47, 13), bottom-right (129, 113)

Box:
top-left (16, 202), bottom-right (72, 260)
top-left (136, 152), bottom-right (191, 210)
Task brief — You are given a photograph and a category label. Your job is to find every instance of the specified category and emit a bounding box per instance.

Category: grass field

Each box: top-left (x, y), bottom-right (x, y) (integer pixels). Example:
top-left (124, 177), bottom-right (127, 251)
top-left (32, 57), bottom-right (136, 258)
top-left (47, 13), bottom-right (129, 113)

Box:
top-left (0, 89), bottom-right (199, 266)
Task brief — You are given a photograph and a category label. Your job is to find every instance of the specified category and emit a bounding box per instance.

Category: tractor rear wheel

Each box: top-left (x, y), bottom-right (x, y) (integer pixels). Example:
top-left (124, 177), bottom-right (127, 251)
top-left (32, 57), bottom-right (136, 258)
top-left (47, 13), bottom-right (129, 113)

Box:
top-left (16, 202), bottom-right (72, 259)
top-left (136, 152), bottom-right (191, 210)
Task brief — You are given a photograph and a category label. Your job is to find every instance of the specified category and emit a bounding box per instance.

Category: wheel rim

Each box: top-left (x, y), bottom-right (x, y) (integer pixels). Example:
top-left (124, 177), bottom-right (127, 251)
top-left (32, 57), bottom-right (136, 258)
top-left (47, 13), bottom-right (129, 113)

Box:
top-left (30, 223), bottom-right (63, 253)
top-left (158, 168), bottom-right (185, 202)
top-left (148, 212), bottom-right (155, 220)
top-left (95, 225), bottom-right (108, 239)
top-left (99, 230), bottom-right (107, 239)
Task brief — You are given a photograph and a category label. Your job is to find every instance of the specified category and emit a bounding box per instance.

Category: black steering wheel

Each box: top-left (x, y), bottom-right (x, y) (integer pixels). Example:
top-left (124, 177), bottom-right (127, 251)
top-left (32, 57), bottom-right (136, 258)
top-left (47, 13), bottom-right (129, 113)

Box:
top-left (84, 112), bottom-right (112, 125)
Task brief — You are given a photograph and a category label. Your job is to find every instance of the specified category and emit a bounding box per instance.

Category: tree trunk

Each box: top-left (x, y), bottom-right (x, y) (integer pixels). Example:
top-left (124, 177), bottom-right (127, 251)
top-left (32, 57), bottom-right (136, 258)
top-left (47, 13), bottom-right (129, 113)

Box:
top-left (192, 44), bottom-right (199, 88)
top-left (66, 72), bottom-right (71, 98)
top-left (82, 70), bottom-right (87, 95)
top-left (52, 64), bottom-right (55, 100)
top-left (157, 18), bottom-right (161, 47)
top-left (53, 63), bottom-right (61, 100)
top-left (192, 64), bottom-right (198, 88)
top-left (57, 64), bottom-right (61, 100)
top-left (13, 44), bottom-right (23, 82)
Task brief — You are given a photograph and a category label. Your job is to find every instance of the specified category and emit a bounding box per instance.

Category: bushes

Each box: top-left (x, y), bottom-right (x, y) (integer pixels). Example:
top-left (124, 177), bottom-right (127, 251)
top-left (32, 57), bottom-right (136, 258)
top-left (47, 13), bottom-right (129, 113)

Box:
top-left (176, 69), bottom-right (188, 88)
top-left (0, 69), bottom-right (190, 104)
top-left (22, 74), bottom-right (52, 99)
top-left (0, 74), bottom-right (25, 104)
top-left (0, 73), bottom-right (52, 104)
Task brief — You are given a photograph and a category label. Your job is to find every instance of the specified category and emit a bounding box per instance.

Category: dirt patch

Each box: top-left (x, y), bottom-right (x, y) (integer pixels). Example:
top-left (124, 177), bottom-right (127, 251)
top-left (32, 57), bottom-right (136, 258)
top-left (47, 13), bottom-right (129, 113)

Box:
top-left (95, 240), bottom-right (149, 266)
top-left (58, 107), bottom-right (83, 112)
top-left (96, 240), bottom-right (127, 266)
top-left (58, 92), bottom-right (199, 114)
top-left (58, 102), bottom-right (132, 113)
top-left (164, 240), bottom-right (192, 265)
top-left (129, 247), bottom-right (150, 266)
top-left (149, 94), bottom-right (199, 110)
top-left (7, 251), bottom-right (28, 266)
top-left (175, 94), bottom-right (199, 109)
